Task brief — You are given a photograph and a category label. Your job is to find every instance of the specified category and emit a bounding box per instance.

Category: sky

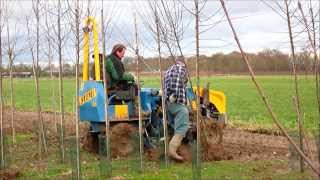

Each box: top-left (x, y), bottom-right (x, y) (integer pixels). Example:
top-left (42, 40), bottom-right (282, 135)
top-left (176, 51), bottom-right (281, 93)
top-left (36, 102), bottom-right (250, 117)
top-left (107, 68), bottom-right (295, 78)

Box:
top-left (0, 0), bottom-right (319, 66)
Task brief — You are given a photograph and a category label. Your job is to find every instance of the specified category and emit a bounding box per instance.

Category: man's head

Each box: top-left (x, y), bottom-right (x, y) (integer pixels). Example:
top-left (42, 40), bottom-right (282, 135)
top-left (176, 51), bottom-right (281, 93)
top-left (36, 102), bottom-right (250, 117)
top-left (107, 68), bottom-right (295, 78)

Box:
top-left (176, 56), bottom-right (186, 65)
top-left (111, 44), bottom-right (126, 59)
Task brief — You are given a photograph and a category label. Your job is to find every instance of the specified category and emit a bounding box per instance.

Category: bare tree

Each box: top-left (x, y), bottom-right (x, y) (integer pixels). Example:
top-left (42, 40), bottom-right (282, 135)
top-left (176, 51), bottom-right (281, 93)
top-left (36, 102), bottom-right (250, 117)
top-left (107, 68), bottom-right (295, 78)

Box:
top-left (6, 22), bottom-right (16, 145)
top-left (133, 13), bottom-right (144, 172)
top-left (284, 0), bottom-right (304, 172)
top-left (260, 0), bottom-right (319, 172)
top-left (44, 6), bottom-right (58, 134)
top-left (72, 0), bottom-right (81, 177)
top-left (101, 0), bottom-right (111, 177)
top-left (65, 0), bottom-right (85, 177)
top-left (194, 0), bottom-right (201, 177)
top-left (57, 0), bottom-right (65, 163)
top-left (75, 0), bottom-right (81, 177)
top-left (309, 2), bottom-right (320, 172)
top-left (297, 1), bottom-right (320, 174)
top-left (45, 0), bottom-right (71, 163)
top-left (219, 0), bottom-right (320, 175)
top-left (26, 1), bottom-right (48, 158)
top-left (4, 2), bottom-right (24, 145)
top-left (32, 0), bottom-right (47, 156)
top-left (155, 7), bottom-right (169, 167)
top-left (0, 0), bottom-right (5, 170)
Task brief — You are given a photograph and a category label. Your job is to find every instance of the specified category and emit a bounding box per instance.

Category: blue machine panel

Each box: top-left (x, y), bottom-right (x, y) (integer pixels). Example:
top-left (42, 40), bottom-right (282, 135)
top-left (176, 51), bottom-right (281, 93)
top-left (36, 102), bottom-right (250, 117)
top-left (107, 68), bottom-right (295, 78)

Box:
top-left (79, 85), bottom-right (160, 125)
top-left (79, 81), bottom-right (105, 122)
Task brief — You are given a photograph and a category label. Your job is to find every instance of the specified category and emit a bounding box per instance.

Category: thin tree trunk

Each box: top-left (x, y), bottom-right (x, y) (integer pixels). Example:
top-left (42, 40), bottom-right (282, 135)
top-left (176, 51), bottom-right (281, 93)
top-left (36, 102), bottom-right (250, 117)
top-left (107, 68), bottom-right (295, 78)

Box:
top-left (309, 2), bottom-right (320, 170)
top-left (74, 0), bottom-right (81, 178)
top-left (0, 0), bottom-right (5, 169)
top-left (194, 0), bottom-right (201, 174)
top-left (155, 9), bottom-right (168, 167)
top-left (101, 0), bottom-right (111, 176)
top-left (57, 0), bottom-right (65, 163)
top-left (5, 15), bottom-right (16, 144)
top-left (134, 14), bottom-right (143, 172)
top-left (219, 0), bottom-right (320, 175)
top-left (47, 35), bottom-right (57, 133)
top-left (8, 57), bottom-right (15, 145)
top-left (7, 50), bottom-right (16, 146)
top-left (284, 0), bottom-right (304, 172)
top-left (35, 0), bottom-right (47, 156)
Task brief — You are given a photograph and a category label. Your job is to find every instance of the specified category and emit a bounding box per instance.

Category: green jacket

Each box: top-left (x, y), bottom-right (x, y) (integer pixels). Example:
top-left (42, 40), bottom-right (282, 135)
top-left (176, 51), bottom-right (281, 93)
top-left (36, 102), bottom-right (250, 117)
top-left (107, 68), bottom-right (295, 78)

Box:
top-left (105, 54), bottom-right (134, 88)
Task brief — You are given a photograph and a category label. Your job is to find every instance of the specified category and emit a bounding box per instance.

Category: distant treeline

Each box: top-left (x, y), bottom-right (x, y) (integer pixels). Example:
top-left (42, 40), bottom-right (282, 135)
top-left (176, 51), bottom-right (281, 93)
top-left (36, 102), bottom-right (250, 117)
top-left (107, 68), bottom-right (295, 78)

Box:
top-left (126, 49), bottom-right (315, 75)
top-left (1, 49), bottom-right (316, 76)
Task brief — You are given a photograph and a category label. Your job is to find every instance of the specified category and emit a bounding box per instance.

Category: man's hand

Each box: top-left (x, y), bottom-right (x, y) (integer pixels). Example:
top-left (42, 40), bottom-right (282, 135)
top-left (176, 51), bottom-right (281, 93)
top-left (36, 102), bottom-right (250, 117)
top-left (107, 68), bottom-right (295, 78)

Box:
top-left (169, 94), bottom-right (177, 103)
top-left (131, 73), bottom-right (137, 82)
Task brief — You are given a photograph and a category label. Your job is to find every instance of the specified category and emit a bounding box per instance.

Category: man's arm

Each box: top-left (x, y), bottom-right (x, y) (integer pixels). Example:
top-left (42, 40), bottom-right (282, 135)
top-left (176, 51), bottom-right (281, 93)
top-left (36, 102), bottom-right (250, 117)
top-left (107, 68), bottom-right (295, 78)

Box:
top-left (106, 59), bottom-right (120, 80)
top-left (122, 73), bottom-right (134, 81)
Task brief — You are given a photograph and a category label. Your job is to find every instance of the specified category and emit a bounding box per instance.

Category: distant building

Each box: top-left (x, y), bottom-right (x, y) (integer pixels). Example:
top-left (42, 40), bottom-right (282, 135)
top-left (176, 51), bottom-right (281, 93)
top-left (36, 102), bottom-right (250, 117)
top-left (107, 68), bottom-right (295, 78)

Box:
top-left (2, 72), bottom-right (32, 78)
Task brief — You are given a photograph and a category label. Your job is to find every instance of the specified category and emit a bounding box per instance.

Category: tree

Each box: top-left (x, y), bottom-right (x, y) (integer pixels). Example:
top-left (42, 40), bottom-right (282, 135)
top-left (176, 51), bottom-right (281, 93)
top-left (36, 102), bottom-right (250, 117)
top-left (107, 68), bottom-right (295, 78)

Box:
top-left (4, 1), bottom-right (24, 144)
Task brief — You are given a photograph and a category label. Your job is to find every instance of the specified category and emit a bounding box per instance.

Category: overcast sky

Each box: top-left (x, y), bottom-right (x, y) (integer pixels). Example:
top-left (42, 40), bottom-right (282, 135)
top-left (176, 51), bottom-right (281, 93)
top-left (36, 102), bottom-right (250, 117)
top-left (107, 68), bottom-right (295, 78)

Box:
top-left (1, 0), bottom-right (319, 65)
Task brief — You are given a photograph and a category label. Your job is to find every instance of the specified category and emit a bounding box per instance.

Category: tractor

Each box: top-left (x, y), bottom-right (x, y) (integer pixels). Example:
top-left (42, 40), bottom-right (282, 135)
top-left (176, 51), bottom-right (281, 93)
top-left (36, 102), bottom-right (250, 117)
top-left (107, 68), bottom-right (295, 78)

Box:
top-left (79, 17), bottom-right (227, 158)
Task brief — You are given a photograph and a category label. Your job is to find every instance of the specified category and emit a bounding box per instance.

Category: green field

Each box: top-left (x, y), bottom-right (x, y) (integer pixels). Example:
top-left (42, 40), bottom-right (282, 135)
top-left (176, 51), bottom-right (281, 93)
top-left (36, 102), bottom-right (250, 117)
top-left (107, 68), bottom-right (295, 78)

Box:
top-left (2, 76), bottom-right (317, 179)
top-left (2, 75), bottom-right (319, 132)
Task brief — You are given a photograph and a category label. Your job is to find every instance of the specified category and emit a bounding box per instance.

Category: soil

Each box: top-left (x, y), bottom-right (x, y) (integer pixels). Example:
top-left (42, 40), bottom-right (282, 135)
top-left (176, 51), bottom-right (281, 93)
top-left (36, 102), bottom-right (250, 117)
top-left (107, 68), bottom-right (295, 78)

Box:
top-left (0, 168), bottom-right (20, 180)
top-left (1, 109), bottom-right (319, 164)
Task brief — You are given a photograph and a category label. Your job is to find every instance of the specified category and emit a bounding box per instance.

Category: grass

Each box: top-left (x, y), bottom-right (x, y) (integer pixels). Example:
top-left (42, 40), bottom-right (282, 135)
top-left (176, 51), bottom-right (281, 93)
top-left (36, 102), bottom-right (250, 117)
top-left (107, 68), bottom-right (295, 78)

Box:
top-left (18, 154), bottom-right (313, 179)
top-left (2, 75), bottom-right (319, 132)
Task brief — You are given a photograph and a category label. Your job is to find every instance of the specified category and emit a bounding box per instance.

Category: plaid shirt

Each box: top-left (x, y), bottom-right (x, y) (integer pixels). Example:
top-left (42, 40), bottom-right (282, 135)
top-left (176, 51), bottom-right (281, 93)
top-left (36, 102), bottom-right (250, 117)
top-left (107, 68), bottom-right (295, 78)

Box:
top-left (164, 63), bottom-right (188, 105)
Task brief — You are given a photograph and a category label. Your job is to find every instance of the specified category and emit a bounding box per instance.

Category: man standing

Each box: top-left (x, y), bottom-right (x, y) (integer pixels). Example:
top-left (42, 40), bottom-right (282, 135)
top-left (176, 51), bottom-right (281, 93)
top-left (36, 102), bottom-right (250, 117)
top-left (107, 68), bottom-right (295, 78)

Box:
top-left (164, 56), bottom-right (189, 161)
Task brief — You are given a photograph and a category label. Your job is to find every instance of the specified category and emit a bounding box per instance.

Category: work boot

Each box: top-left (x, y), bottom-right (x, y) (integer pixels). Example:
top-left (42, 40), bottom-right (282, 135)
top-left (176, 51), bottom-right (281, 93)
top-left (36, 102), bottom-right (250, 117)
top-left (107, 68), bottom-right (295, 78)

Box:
top-left (169, 134), bottom-right (184, 161)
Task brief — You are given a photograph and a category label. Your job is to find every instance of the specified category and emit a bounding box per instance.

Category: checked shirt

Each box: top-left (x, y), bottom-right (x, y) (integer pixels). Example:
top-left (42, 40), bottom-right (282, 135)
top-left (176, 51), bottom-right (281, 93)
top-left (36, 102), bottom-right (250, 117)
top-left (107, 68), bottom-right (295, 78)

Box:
top-left (164, 63), bottom-right (188, 105)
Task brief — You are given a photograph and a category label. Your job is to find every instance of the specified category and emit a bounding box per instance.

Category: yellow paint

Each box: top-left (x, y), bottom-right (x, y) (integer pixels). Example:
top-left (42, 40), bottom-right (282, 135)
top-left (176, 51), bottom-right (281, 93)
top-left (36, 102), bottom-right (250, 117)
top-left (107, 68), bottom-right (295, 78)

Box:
top-left (192, 87), bottom-right (226, 113)
top-left (79, 88), bottom-right (97, 106)
top-left (91, 101), bottom-right (97, 107)
top-left (115, 105), bottom-right (129, 119)
top-left (82, 16), bottom-right (100, 81)
top-left (191, 101), bottom-right (197, 110)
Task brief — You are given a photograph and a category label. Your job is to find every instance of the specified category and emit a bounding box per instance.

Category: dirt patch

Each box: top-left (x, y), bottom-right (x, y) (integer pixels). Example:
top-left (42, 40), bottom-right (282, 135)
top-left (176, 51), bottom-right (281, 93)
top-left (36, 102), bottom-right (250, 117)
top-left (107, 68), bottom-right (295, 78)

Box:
top-left (222, 126), bottom-right (290, 161)
top-left (0, 168), bottom-right (20, 180)
top-left (1, 109), bottom-right (319, 163)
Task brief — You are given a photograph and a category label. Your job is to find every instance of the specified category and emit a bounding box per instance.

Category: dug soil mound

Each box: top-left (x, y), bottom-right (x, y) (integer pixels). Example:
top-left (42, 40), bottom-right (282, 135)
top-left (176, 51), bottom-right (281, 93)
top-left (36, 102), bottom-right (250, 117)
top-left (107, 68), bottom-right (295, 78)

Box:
top-left (110, 123), bottom-right (138, 158)
top-left (82, 123), bottom-right (139, 158)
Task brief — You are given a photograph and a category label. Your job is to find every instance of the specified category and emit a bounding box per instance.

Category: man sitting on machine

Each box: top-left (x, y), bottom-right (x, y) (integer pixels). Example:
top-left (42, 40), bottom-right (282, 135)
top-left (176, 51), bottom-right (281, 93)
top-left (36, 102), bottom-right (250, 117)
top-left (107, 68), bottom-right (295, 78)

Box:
top-left (92, 44), bottom-right (135, 88)
top-left (92, 44), bottom-right (137, 101)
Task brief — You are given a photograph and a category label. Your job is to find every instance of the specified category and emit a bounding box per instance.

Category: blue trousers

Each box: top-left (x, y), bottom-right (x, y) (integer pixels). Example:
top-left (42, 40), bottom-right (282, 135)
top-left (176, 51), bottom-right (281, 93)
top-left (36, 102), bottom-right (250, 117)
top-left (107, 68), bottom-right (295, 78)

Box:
top-left (167, 102), bottom-right (189, 137)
